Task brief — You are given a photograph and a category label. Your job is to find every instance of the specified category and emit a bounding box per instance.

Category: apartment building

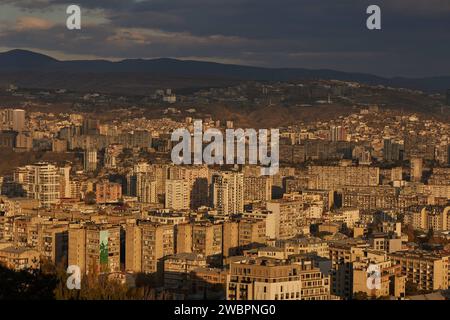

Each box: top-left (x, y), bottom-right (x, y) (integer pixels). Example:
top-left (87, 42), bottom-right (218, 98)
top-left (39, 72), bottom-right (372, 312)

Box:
top-left (176, 222), bottom-right (223, 264)
top-left (405, 206), bottom-right (450, 231)
top-left (352, 251), bottom-right (406, 299)
top-left (168, 165), bottom-right (209, 208)
top-left (266, 197), bottom-right (305, 240)
top-left (275, 237), bottom-right (329, 258)
top-left (389, 250), bottom-right (450, 291)
top-left (0, 246), bottom-right (39, 271)
top-left (95, 180), bottom-right (122, 204)
top-left (125, 221), bottom-right (174, 279)
top-left (37, 224), bottom-right (69, 265)
top-left (227, 256), bottom-right (330, 300)
top-left (14, 162), bottom-right (60, 207)
top-left (212, 171), bottom-right (244, 215)
top-left (308, 165), bottom-right (380, 190)
top-left (163, 253), bottom-right (207, 289)
top-left (68, 223), bottom-right (121, 275)
top-left (328, 208), bottom-right (360, 228)
top-left (243, 176), bottom-right (272, 204)
top-left (165, 179), bottom-right (191, 210)
top-left (328, 240), bottom-right (369, 299)
top-left (222, 219), bottom-right (267, 258)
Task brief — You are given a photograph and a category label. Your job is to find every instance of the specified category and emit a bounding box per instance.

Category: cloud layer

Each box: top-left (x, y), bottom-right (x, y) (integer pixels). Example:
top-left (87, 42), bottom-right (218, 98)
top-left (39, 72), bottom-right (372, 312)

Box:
top-left (0, 0), bottom-right (449, 77)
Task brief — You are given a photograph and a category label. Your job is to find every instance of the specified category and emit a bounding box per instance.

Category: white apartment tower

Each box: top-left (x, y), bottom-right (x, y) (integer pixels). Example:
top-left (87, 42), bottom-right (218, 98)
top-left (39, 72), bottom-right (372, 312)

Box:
top-left (15, 162), bottom-right (60, 207)
top-left (213, 171), bottom-right (244, 215)
top-left (165, 179), bottom-right (190, 210)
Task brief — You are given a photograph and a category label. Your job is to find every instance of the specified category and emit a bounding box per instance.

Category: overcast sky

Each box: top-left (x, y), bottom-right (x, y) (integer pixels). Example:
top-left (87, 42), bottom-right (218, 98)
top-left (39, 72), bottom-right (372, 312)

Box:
top-left (0, 0), bottom-right (449, 77)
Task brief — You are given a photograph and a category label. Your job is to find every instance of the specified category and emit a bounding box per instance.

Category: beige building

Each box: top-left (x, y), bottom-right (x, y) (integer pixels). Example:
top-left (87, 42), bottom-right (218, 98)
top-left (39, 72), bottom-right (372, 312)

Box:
top-left (176, 222), bottom-right (223, 264)
top-left (389, 250), bottom-right (450, 291)
top-left (266, 197), bottom-right (305, 240)
top-left (410, 157), bottom-right (423, 182)
top-left (165, 179), bottom-right (190, 210)
top-left (222, 219), bottom-right (267, 258)
top-left (95, 180), bottom-right (122, 204)
top-left (244, 176), bottom-right (272, 203)
top-left (352, 251), bottom-right (406, 299)
top-left (38, 224), bottom-right (69, 265)
top-left (275, 237), bottom-right (329, 258)
top-left (163, 253), bottom-right (207, 289)
top-left (212, 171), bottom-right (244, 215)
top-left (0, 246), bottom-right (40, 271)
top-left (328, 240), bottom-right (369, 299)
top-left (308, 165), bottom-right (380, 189)
top-left (68, 223), bottom-right (121, 275)
top-left (14, 162), bottom-right (61, 207)
top-left (405, 206), bottom-right (450, 231)
top-left (125, 221), bottom-right (174, 279)
top-left (227, 256), bottom-right (330, 300)
top-left (169, 165), bottom-right (210, 208)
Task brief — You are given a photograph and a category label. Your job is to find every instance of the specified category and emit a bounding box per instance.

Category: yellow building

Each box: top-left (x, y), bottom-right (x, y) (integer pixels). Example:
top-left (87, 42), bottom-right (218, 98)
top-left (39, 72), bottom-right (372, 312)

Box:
top-left (389, 250), bottom-right (450, 291)
top-left (125, 221), bottom-right (174, 279)
top-left (0, 246), bottom-right (40, 271)
top-left (69, 223), bottom-right (121, 275)
top-left (227, 256), bottom-right (330, 300)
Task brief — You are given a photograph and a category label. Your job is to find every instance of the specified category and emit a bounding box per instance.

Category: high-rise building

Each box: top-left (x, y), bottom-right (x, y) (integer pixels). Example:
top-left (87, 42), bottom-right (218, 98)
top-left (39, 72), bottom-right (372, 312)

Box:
top-left (391, 167), bottom-right (403, 182)
top-left (0, 130), bottom-right (17, 148)
top-left (95, 180), bottom-right (122, 204)
top-left (266, 196), bottom-right (305, 240)
top-left (68, 223), bottom-right (121, 275)
top-left (165, 179), bottom-right (190, 210)
top-left (222, 219), bottom-right (267, 258)
top-left (244, 176), bottom-right (272, 203)
top-left (353, 255), bottom-right (405, 299)
top-left (383, 139), bottom-right (403, 162)
top-left (14, 162), bottom-right (60, 207)
top-left (410, 157), bottom-right (423, 182)
top-left (125, 221), bottom-right (174, 278)
top-left (82, 118), bottom-right (100, 135)
top-left (129, 163), bottom-right (169, 200)
top-left (59, 165), bottom-right (71, 199)
top-left (212, 171), bottom-right (244, 215)
top-left (168, 165), bottom-right (209, 208)
top-left (176, 222), bottom-right (223, 263)
top-left (104, 144), bottom-right (123, 169)
top-left (84, 150), bottom-right (98, 172)
top-left (37, 224), bottom-right (69, 265)
top-left (6, 109), bottom-right (25, 132)
top-left (330, 125), bottom-right (346, 142)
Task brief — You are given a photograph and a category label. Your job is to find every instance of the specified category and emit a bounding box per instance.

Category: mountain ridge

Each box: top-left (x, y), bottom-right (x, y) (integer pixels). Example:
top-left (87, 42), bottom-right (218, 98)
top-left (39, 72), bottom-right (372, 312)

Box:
top-left (0, 49), bottom-right (449, 93)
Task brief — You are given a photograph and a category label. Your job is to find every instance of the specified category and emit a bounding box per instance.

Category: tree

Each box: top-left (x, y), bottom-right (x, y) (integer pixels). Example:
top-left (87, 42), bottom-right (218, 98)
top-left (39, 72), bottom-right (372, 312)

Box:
top-left (84, 191), bottom-right (96, 205)
top-left (0, 265), bottom-right (57, 300)
top-left (352, 291), bottom-right (369, 300)
top-left (405, 281), bottom-right (419, 296)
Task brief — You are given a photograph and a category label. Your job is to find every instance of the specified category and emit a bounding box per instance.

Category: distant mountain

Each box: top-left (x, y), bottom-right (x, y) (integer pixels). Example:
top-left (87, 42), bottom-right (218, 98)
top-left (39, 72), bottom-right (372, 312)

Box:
top-left (0, 49), bottom-right (58, 69)
top-left (0, 49), bottom-right (449, 93)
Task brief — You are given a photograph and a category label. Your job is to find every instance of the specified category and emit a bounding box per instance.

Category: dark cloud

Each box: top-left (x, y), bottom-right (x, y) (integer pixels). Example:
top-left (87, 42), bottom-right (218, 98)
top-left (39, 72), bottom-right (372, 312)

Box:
top-left (1, 0), bottom-right (450, 77)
